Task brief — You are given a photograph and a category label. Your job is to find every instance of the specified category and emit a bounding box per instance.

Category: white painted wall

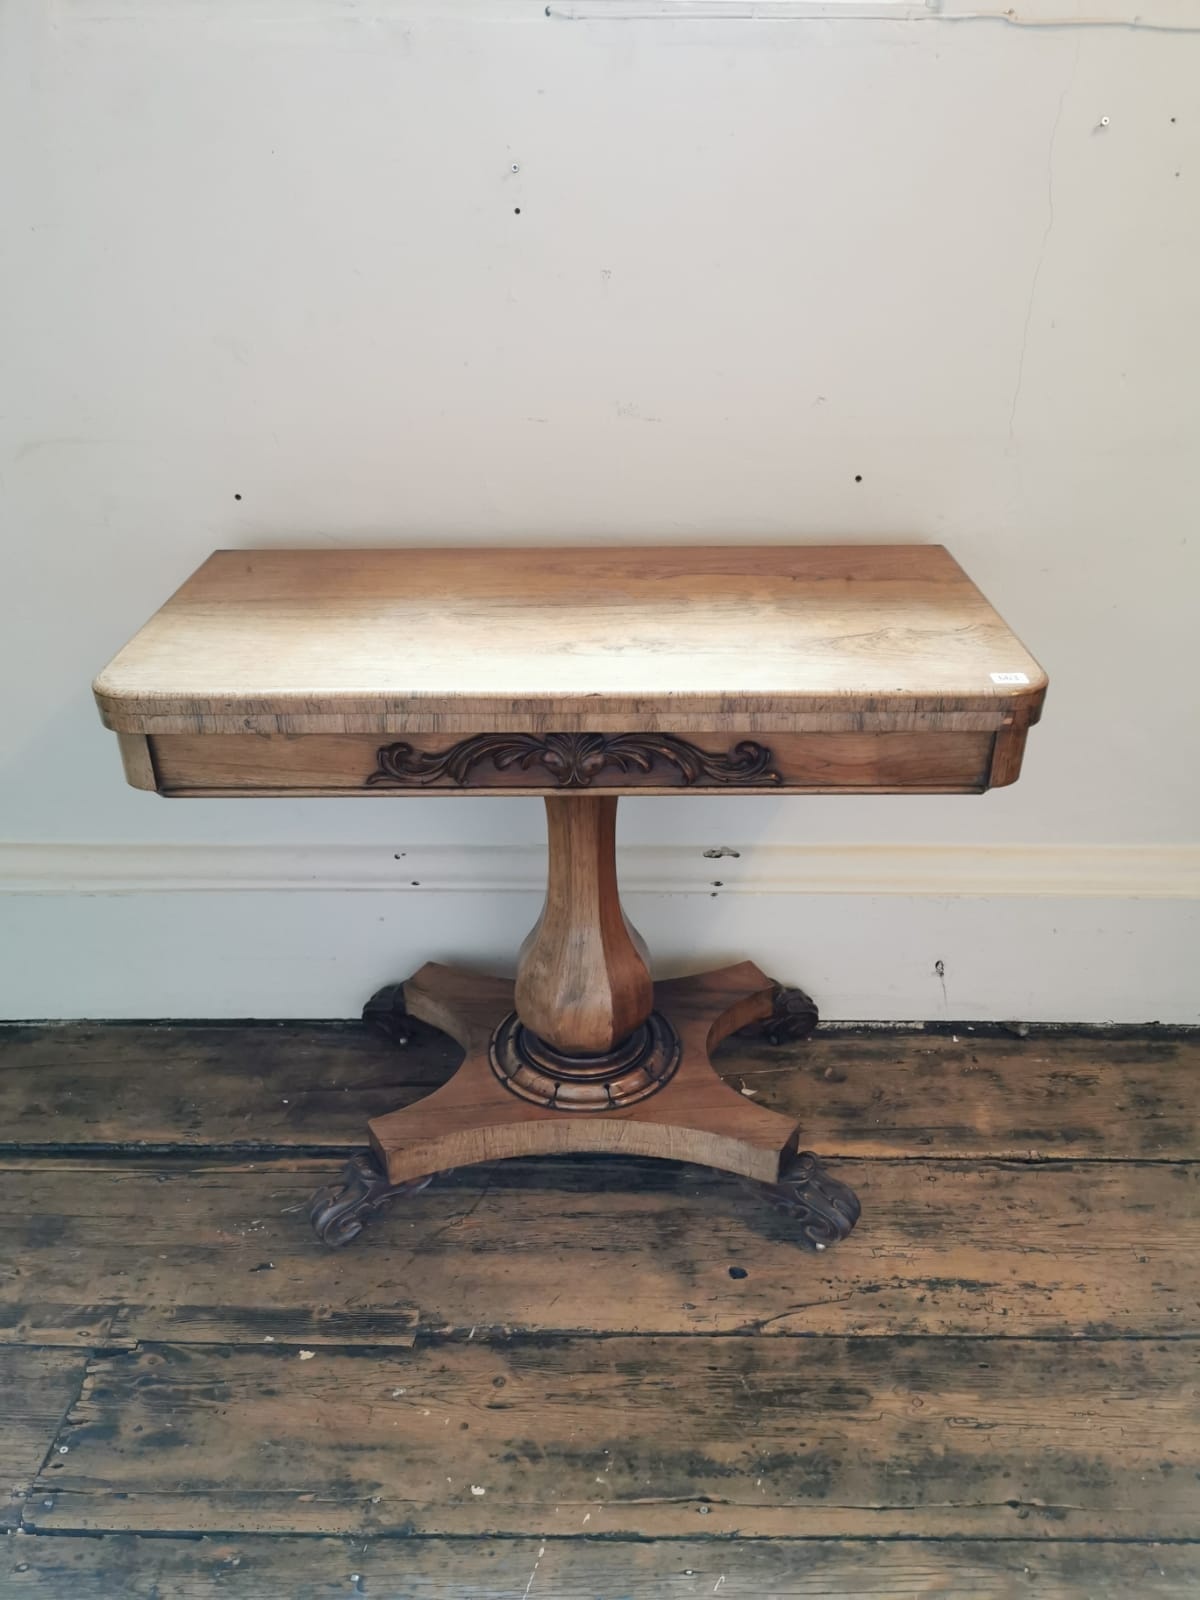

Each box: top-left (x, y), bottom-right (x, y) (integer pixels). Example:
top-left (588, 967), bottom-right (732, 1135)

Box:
top-left (1, 0), bottom-right (1197, 1020)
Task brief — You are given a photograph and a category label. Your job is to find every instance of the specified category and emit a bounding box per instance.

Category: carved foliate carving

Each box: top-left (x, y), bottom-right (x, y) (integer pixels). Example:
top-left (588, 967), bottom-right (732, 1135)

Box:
top-left (366, 732), bottom-right (780, 789)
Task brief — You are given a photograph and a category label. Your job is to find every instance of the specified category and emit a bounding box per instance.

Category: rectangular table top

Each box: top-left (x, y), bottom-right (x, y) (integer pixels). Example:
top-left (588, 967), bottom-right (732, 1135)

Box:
top-left (94, 545), bottom-right (1046, 737)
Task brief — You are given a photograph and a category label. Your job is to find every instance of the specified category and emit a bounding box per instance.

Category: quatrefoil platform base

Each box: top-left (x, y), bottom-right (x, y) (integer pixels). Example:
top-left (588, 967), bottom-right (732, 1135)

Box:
top-left (309, 959), bottom-right (859, 1253)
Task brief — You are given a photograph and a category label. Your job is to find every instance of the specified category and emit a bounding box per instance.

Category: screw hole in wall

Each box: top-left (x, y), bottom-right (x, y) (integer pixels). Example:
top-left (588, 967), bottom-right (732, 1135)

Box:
top-left (854, 475), bottom-right (863, 483)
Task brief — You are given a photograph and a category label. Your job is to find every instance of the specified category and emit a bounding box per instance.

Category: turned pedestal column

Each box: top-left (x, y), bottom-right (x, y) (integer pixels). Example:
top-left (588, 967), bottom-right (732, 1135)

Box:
top-left (495, 798), bottom-right (681, 1110)
top-left (515, 797), bottom-right (652, 1055)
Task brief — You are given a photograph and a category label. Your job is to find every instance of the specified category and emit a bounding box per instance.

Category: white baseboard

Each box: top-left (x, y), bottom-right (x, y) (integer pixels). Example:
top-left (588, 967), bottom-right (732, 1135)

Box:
top-left (4, 846), bottom-right (1197, 1020)
top-left (2, 841), bottom-right (1197, 898)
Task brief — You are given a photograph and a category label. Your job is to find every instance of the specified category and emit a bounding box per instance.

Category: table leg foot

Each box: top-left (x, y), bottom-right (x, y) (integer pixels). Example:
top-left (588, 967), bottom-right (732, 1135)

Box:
top-left (362, 983), bottom-right (416, 1047)
top-left (755, 983), bottom-right (819, 1044)
top-left (755, 1150), bottom-right (861, 1251)
top-left (309, 1150), bottom-right (437, 1247)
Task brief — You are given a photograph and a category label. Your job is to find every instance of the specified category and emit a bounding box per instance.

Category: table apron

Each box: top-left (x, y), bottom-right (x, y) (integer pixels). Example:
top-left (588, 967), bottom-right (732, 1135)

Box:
top-left (133, 728), bottom-right (1015, 797)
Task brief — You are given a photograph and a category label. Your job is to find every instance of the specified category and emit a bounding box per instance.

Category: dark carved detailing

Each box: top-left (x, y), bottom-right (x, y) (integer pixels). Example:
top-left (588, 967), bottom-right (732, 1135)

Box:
top-left (489, 1010), bottom-right (681, 1110)
top-left (758, 1151), bottom-right (861, 1251)
top-left (309, 1150), bottom-right (436, 1247)
top-left (760, 984), bottom-right (820, 1044)
top-left (366, 733), bottom-right (781, 790)
top-left (361, 983), bottom-right (413, 1047)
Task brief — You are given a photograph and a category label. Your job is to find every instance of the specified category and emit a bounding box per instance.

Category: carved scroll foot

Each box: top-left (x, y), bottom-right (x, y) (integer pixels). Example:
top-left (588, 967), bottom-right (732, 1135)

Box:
top-left (309, 1150), bottom-right (437, 1247)
top-left (362, 983), bottom-right (415, 1047)
top-left (757, 1150), bottom-right (861, 1251)
top-left (756, 984), bottom-right (820, 1044)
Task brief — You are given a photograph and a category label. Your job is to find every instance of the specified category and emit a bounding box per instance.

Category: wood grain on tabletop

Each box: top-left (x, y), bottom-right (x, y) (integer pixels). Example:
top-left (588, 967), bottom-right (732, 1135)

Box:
top-left (92, 545), bottom-right (1047, 734)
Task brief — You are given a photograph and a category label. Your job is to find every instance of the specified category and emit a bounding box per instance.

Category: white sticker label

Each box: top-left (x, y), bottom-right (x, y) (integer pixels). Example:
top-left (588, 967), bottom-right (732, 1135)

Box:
top-left (990, 672), bottom-right (1030, 685)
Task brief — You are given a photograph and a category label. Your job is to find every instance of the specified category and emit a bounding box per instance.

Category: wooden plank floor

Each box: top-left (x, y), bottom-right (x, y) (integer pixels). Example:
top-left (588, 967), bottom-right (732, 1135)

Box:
top-left (1, 1019), bottom-right (1198, 1597)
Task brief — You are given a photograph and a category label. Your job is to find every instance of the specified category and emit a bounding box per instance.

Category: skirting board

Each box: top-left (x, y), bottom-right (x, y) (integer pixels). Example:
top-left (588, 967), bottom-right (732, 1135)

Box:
top-left (4, 843), bottom-right (1197, 1022)
top-left (2, 842), bottom-right (1198, 899)
top-left (2, 885), bottom-right (1197, 1022)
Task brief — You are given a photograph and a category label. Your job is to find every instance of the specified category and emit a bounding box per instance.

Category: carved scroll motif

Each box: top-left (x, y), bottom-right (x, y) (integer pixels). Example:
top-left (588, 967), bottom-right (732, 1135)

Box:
top-left (365, 732), bottom-right (781, 790)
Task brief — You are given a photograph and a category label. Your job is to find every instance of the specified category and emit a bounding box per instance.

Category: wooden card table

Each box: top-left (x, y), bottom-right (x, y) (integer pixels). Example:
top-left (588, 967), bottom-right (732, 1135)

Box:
top-left (94, 545), bottom-right (1046, 1250)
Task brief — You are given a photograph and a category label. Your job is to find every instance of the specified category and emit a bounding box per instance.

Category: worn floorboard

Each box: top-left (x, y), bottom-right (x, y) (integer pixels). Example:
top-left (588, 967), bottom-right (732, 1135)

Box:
top-left (26, 1336), bottom-right (1200, 1539)
top-left (0, 1156), bottom-right (1196, 1345)
top-left (1, 1018), bottom-right (1197, 1594)
top-left (4, 1534), bottom-right (1199, 1600)
top-left (2, 1021), bottom-right (1196, 1159)
top-left (0, 1348), bottom-right (88, 1530)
